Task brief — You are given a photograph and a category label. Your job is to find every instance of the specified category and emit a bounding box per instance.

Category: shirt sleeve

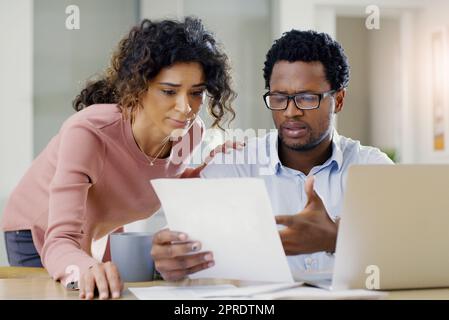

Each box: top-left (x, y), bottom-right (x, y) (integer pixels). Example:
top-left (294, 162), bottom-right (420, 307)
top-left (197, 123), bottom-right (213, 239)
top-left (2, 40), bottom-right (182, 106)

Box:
top-left (199, 150), bottom-right (249, 179)
top-left (362, 146), bottom-right (395, 165)
top-left (40, 121), bottom-right (106, 286)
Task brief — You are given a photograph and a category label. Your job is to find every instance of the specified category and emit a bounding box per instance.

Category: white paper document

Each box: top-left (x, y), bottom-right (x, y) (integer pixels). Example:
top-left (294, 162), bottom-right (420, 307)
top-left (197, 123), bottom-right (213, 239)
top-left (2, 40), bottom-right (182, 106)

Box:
top-left (129, 284), bottom-right (387, 300)
top-left (253, 287), bottom-right (387, 300)
top-left (129, 285), bottom-right (236, 300)
top-left (129, 284), bottom-right (298, 300)
top-left (151, 178), bottom-right (293, 283)
top-left (198, 283), bottom-right (303, 298)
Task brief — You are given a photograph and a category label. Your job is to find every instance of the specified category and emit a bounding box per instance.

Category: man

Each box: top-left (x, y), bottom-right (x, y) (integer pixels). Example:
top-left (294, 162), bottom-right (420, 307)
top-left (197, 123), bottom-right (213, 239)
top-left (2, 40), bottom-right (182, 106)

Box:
top-left (151, 30), bottom-right (393, 281)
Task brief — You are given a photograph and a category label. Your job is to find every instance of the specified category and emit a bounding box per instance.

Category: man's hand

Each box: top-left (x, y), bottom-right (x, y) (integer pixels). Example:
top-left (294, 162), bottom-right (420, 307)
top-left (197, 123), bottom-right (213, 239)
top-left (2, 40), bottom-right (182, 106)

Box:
top-left (275, 175), bottom-right (339, 255)
top-left (151, 229), bottom-right (215, 281)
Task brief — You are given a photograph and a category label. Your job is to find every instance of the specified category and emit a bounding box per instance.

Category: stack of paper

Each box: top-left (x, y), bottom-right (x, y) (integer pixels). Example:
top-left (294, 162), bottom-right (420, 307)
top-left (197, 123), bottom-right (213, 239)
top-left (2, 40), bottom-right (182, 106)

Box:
top-left (129, 285), bottom-right (236, 300)
top-left (129, 283), bottom-right (387, 300)
top-left (252, 287), bottom-right (387, 300)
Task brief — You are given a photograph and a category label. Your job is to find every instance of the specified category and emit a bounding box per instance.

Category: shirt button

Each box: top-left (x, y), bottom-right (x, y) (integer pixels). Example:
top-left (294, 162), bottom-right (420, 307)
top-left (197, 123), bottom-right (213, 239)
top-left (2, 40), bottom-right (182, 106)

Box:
top-left (305, 257), bottom-right (313, 269)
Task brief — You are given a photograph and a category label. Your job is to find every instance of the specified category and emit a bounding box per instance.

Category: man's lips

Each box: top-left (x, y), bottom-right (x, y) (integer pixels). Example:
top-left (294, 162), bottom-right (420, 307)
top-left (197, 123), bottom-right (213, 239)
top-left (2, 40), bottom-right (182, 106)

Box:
top-left (281, 121), bottom-right (309, 138)
top-left (282, 121), bottom-right (308, 130)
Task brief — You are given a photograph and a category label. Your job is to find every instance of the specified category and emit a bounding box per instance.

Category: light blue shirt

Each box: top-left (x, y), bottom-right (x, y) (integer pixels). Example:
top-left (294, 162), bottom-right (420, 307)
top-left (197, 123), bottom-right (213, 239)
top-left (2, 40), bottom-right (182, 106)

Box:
top-left (200, 130), bottom-right (393, 276)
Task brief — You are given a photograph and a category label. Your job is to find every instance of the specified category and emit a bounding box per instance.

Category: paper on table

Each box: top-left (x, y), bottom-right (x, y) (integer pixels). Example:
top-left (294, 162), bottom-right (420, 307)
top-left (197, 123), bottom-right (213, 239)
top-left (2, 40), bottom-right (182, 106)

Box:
top-left (197, 283), bottom-right (304, 298)
top-left (151, 178), bottom-right (293, 283)
top-left (129, 285), bottom-right (236, 300)
top-left (129, 283), bottom-right (386, 300)
top-left (253, 287), bottom-right (388, 300)
top-left (129, 283), bottom-right (300, 300)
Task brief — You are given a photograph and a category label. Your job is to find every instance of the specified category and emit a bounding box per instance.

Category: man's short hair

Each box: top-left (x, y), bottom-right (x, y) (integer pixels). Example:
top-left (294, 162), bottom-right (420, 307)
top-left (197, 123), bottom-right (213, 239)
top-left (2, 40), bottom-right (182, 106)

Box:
top-left (263, 30), bottom-right (350, 90)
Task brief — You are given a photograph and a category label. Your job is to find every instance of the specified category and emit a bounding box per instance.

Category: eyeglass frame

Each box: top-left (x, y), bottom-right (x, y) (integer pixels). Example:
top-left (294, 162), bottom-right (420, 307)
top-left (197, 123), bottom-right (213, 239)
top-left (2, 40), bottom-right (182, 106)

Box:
top-left (263, 89), bottom-right (337, 111)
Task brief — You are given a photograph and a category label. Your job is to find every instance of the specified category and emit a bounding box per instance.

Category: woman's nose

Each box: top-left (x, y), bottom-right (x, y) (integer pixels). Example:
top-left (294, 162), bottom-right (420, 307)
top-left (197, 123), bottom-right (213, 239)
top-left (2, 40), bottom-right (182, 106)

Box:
top-left (174, 94), bottom-right (192, 115)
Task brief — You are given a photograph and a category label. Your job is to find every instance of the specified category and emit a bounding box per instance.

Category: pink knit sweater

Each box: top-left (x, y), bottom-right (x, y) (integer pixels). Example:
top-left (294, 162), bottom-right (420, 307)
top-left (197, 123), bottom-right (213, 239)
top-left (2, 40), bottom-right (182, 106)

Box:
top-left (1, 104), bottom-right (204, 283)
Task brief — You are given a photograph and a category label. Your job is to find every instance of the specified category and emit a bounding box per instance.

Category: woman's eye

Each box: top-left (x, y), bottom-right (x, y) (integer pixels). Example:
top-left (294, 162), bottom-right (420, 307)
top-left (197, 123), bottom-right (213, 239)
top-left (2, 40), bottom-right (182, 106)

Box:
top-left (191, 91), bottom-right (205, 97)
top-left (162, 90), bottom-right (176, 96)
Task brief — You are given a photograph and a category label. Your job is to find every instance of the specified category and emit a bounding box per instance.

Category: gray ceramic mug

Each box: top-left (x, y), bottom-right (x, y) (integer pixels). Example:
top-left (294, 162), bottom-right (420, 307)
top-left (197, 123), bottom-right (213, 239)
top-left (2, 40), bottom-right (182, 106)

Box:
top-left (110, 232), bottom-right (154, 282)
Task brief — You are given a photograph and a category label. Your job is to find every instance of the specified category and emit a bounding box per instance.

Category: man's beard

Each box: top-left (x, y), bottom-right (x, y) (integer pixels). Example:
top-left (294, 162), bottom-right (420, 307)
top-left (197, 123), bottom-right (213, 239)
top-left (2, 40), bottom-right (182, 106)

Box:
top-left (279, 126), bottom-right (332, 152)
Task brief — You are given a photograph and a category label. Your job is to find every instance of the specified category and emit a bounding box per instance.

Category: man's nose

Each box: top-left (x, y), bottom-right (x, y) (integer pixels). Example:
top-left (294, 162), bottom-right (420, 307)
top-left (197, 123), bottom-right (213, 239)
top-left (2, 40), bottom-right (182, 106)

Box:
top-left (283, 98), bottom-right (304, 118)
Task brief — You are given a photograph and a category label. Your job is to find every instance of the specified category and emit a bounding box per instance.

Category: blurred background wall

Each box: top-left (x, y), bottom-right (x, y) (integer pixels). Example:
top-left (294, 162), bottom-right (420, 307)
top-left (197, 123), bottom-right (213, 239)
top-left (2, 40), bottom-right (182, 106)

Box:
top-left (2, 0), bottom-right (449, 265)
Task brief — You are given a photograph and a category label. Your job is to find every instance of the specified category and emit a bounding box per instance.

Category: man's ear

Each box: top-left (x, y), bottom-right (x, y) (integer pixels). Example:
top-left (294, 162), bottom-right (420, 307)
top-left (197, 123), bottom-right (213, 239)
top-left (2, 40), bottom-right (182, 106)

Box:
top-left (334, 89), bottom-right (346, 113)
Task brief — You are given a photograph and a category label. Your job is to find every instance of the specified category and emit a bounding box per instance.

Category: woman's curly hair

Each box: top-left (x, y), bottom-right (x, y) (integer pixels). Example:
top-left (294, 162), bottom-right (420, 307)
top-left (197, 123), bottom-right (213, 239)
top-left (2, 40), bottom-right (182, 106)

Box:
top-left (73, 17), bottom-right (236, 129)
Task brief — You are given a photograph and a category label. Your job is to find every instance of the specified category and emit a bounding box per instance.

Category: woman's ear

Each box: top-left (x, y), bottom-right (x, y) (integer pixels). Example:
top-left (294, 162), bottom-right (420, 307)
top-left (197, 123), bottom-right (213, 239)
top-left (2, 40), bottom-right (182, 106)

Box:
top-left (334, 89), bottom-right (346, 114)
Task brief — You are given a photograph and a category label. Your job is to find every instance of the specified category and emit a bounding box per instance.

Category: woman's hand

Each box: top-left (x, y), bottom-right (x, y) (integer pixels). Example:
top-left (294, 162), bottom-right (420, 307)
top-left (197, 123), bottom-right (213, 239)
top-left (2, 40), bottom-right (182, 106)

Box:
top-left (204, 140), bottom-right (246, 165)
top-left (79, 261), bottom-right (124, 300)
top-left (181, 140), bottom-right (245, 178)
top-left (151, 229), bottom-right (215, 281)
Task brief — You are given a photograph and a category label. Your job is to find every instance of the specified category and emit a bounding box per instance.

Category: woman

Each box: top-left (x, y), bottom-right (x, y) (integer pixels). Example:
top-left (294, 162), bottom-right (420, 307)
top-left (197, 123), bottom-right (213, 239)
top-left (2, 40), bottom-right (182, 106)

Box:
top-left (1, 17), bottom-right (239, 299)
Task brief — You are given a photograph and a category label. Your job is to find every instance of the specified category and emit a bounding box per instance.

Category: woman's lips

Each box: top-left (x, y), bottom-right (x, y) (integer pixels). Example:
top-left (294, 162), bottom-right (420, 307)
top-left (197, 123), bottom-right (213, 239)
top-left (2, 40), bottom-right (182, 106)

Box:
top-left (167, 118), bottom-right (188, 128)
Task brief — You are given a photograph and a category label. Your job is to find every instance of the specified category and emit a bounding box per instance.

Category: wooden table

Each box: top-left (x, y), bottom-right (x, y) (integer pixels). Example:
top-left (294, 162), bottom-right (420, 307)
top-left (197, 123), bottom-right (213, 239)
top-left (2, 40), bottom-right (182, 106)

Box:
top-left (0, 267), bottom-right (241, 300)
top-left (2, 267), bottom-right (449, 300)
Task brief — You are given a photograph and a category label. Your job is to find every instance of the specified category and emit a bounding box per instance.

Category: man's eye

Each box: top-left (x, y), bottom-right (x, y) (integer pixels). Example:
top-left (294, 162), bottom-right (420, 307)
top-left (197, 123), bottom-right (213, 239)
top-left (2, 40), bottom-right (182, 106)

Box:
top-left (162, 90), bottom-right (176, 96)
top-left (300, 95), bottom-right (318, 102)
top-left (271, 95), bottom-right (287, 103)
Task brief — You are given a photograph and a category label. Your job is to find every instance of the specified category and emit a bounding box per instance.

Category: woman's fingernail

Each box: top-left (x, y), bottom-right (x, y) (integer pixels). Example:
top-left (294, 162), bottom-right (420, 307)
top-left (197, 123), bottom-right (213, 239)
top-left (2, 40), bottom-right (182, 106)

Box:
top-left (204, 253), bottom-right (213, 261)
top-left (100, 293), bottom-right (108, 300)
top-left (178, 233), bottom-right (187, 241)
top-left (113, 291), bottom-right (120, 299)
top-left (192, 242), bottom-right (200, 251)
top-left (208, 261), bottom-right (215, 268)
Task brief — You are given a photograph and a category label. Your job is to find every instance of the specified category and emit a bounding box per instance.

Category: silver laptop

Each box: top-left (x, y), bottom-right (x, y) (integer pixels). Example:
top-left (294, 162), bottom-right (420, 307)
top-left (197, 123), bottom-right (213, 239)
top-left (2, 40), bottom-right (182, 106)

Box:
top-left (303, 165), bottom-right (449, 291)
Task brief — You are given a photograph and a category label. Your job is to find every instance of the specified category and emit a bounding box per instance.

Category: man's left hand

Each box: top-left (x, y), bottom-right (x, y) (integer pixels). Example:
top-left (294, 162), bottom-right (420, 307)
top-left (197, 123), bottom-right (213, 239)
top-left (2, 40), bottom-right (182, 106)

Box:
top-left (275, 175), bottom-right (339, 255)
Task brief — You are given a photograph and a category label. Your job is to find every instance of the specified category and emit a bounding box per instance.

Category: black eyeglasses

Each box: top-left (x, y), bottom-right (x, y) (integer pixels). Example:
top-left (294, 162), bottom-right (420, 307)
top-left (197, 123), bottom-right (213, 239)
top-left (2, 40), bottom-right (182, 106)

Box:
top-left (263, 90), bottom-right (336, 111)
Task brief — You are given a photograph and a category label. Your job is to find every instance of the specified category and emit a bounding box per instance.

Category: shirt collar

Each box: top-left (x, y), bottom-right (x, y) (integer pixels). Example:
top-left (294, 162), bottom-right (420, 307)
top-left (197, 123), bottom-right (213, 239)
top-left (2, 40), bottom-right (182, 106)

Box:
top-left (263, 130), bottom-right (282, 175)
top-left (264, 129), bottom-right (343, 175)
top-left (329, 129), bottom-right (343, 171)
